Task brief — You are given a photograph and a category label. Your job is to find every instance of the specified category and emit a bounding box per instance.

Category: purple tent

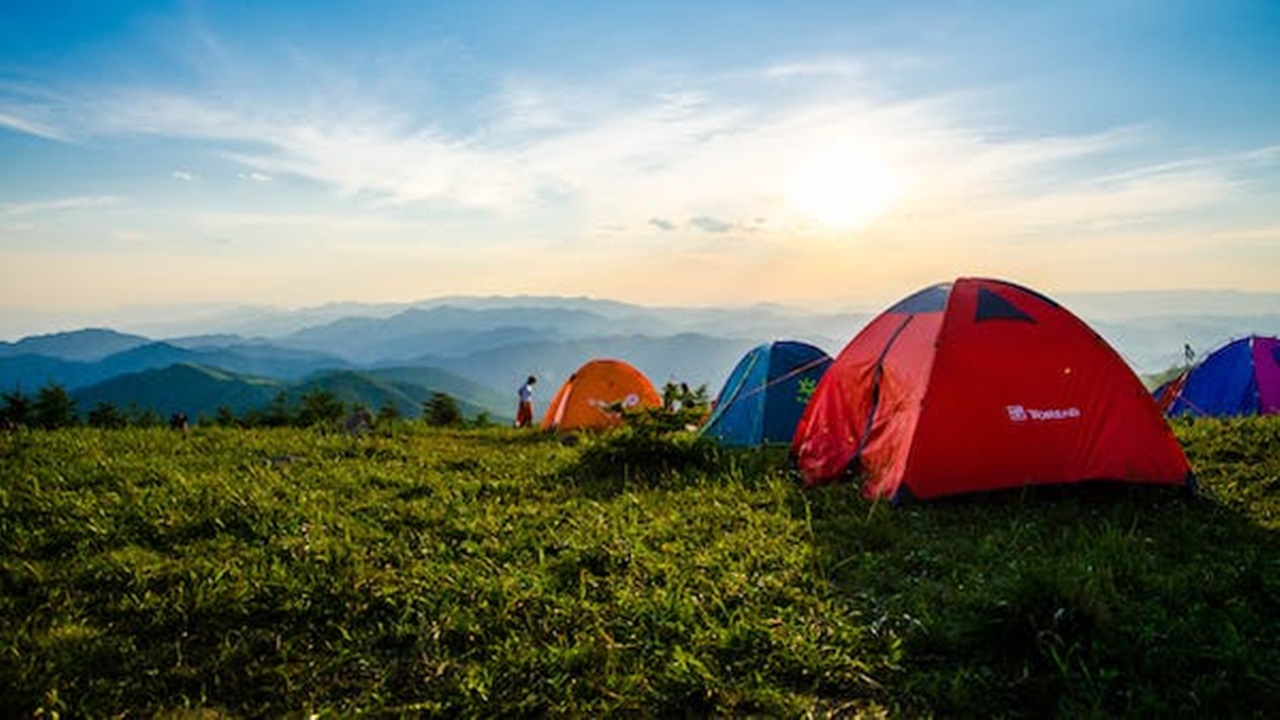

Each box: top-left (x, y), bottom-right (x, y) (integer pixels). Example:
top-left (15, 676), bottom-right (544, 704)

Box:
top-left (1163, 335), bottom-right (1280, 417)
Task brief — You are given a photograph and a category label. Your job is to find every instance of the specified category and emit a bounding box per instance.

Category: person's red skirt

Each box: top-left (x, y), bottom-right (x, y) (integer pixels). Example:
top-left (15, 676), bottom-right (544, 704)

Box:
top-left (516, 401), bottom-right (534, 427)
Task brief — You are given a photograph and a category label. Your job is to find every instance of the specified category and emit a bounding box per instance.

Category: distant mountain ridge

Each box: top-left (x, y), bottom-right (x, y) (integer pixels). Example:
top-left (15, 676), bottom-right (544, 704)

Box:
top-left (72, 364), bottom-right (510, 422)
top-left (0, 328), bottom-right (151, 362)
top-left (4, 294), bottom-right (1278, 424)
top-left (274, 302), bottom-right (863, 364)
top-left (1058, 290), bottom-right (1280, 319)
top-left (0, 340), bottom-right (353, 391)
top-left (10, 289), bottom-right (1277, 341)
top-left (409, 333), bottom-right (763, 398)
top-left (280, 305), bottom-right (626, 362)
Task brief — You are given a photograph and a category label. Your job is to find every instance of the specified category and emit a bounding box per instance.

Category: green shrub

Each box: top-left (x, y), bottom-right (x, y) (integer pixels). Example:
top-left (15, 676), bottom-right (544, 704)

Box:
top-left (571, 418), bottom-right (720, 489)
top-left (423, 391), bottom-right (464, 427)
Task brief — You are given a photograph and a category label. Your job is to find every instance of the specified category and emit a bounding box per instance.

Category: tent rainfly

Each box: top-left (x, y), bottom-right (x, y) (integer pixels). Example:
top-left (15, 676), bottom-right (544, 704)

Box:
top-left (792, 277), bottom-right (1193, 502)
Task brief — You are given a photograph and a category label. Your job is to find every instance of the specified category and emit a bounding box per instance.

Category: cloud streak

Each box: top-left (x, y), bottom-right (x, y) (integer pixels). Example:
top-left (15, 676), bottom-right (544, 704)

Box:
top-left (0, 81), bottom-right (74, 141)
top-left (2, 37), bottom-right (1275, 257)
top-left (688, 216), bottom-right (736, 234)
top-left (0, 196), bottom-right (120, 217)
top-left (0, 111), bottom-right (65, 141)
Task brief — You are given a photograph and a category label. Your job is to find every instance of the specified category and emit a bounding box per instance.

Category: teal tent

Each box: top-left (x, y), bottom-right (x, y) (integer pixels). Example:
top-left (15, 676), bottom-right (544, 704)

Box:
top-left (702, 340), bottom-right (831, 447)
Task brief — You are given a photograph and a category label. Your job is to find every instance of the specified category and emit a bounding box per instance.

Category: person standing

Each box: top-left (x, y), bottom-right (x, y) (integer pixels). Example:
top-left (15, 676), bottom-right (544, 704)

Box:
top-left (516, 375), bottom-right (537, 427)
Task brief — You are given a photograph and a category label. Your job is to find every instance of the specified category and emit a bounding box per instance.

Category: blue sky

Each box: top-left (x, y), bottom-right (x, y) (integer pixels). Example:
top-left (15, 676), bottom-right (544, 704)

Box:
top-left (1, 0), bottom-right (1278, 337)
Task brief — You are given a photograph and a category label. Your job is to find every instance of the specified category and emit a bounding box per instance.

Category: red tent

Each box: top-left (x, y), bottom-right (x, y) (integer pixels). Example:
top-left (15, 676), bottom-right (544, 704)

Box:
top-left (792, 278), bottom-right (1191, 501)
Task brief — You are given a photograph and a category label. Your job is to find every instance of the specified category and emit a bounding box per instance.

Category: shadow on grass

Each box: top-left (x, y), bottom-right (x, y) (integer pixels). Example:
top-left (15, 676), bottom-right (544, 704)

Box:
top-left (797, 471), bottom-right (1280, 718)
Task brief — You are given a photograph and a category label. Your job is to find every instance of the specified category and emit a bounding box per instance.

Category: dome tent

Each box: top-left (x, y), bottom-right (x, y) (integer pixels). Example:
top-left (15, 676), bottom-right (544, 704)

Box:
top-left (792, 278), bottom-right (1192, 502)
top-left (1158, 335), bottom-right (1279, 417)
top-left (540, 358), bottom-right (662, 432)
top-left (702, 340), bottom-right (832, 447)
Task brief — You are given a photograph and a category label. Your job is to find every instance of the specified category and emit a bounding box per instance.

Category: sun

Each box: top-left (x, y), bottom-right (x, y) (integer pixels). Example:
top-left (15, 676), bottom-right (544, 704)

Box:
top-left (784, 148), bottom-right (902, 231)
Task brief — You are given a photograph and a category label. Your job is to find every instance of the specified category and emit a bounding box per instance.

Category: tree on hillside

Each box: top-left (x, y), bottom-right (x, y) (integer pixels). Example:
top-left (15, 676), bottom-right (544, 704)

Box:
top-left (376, 402), bottom-right (402, 425)
top-left (213, 405), bottom-right (239, 428)
top-left (260, 391), bottom-right (292, 427)
top-left (297, 389), bottom-right (344, 428)
top-left (32, 383), bottom-right (78, 429)
top-left (423, 392), bottom-right (463, 427)
top-left (87, 401), bottom-right (129, 429)
top-left (1, 390), bottom-right (32, 427)
top-left (128, 403), bottom-right (163, 428)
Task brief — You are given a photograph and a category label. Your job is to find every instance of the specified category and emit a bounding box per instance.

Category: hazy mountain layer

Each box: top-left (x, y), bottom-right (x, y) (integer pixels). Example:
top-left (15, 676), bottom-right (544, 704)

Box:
top-left (4, 295), bottom-right (1277, 425)
top-left (71, 364), bottom-right (508, 422)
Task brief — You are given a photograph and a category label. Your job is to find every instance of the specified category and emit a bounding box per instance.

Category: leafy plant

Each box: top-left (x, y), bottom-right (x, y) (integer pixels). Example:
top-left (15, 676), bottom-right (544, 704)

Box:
top-left (32, 383), bottom-right (78, 428)
top-left (572, 423), bottom-right (721, 489)
top-left (296, 388), bottom-right (345, 428)
top-left (1, 389), bottom-right (32, 426)
top-left (423, 391), bottom-right (464, 426)
top-left (86, 401), bottom-right (128, 429)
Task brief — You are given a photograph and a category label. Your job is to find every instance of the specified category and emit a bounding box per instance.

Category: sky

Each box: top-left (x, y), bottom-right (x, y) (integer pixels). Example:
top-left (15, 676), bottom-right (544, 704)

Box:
top-left (1, 0), bottom-right (1279, 338)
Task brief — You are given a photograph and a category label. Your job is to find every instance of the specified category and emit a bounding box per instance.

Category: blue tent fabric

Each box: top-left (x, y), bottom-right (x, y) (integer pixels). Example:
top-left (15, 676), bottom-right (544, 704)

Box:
top-left (703, 340), bottom-right (832, 446)
top-left (1167, 337), bottom-right (1260, 417)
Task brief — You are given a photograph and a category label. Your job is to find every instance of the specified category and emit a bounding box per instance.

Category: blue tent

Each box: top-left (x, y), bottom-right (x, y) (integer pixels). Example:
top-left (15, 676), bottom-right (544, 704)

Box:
top-left (1161, 335), bottom-right (1280, 417)
top-left (702, 340), bottom-right (832, 447)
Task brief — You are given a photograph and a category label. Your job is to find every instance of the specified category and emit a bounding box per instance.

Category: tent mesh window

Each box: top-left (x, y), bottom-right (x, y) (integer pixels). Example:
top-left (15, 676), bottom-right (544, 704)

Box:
top-left (974, 287), bottom-right (1036, 323)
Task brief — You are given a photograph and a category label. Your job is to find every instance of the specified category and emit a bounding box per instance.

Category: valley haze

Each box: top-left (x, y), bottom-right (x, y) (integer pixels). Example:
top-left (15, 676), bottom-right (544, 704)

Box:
top-left (2, 291), bottom-right (1277, 424)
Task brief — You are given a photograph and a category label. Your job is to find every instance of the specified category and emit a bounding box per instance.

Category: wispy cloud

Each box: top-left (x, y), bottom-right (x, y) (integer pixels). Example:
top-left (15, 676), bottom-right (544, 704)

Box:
top-left (191, 210), bottom-right (406, 233)
top-left (0, 196), bottom-right (120, 217)
top-left (1001, 168), bottom-right (1239, 231)
top-left (0, 111), bottom-right (65, 141)
top-left (0, 81), bottom-right (74, 141)
top-left (762, 58), bottom-right (865, 79)
top-left (2, 39), bottom-right (1272, 247)
top-left (688, 216), bottom-right (736, 234)
top-left (1210, 225), bottom-right (1280, 243)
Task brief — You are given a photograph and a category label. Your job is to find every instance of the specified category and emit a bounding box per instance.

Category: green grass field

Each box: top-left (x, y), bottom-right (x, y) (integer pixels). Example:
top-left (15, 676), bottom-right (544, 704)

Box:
top-left (1, 418), bottom-right (1277, 717)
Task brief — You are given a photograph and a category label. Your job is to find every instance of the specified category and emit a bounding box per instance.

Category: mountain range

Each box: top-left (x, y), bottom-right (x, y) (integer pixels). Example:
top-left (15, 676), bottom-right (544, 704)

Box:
top-left (71, 364), bottom-right (506, 422)
top-left (2, 293), bottom-right (1277, 423)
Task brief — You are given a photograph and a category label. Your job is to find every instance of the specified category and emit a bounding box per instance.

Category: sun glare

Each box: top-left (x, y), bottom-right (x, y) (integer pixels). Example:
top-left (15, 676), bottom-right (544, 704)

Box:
top-left (784, 148), bottom-right (902, 231)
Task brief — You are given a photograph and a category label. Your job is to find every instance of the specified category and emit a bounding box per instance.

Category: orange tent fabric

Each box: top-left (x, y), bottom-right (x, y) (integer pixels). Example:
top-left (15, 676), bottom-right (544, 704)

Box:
top-left (540, 359), bottom-right (662, 431)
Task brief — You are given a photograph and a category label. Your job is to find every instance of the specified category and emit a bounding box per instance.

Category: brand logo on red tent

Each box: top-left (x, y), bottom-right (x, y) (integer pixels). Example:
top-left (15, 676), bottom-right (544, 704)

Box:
top-left (1006, 404), bottom-right (1081, 422)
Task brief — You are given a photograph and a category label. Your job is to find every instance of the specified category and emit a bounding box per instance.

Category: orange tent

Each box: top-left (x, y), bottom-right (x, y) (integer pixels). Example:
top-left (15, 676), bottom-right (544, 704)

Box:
top-left (540, 359), bottom-right (662, 432)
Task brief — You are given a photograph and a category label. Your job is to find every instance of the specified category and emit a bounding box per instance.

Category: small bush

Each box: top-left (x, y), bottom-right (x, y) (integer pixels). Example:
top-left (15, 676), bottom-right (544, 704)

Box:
top-left (573, 420), bottom-right (720, 487)
top-left (423, 392), bottom-right (463, 427)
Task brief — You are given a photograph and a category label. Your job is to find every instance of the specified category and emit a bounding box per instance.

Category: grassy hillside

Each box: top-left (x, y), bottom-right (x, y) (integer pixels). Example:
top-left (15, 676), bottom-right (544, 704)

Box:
top-left (72, 362), bottom-right (281, 417)
top-left (69, 363), bottom-right (512, 422)
top-left (1, 339), bottom-right (358, 393)
top-left (364, 366), bottom-right (512, 419)
top-left (289, 369), bottom-right (500, 422)
top-left (0, 418), bottom-right (1275, 716)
